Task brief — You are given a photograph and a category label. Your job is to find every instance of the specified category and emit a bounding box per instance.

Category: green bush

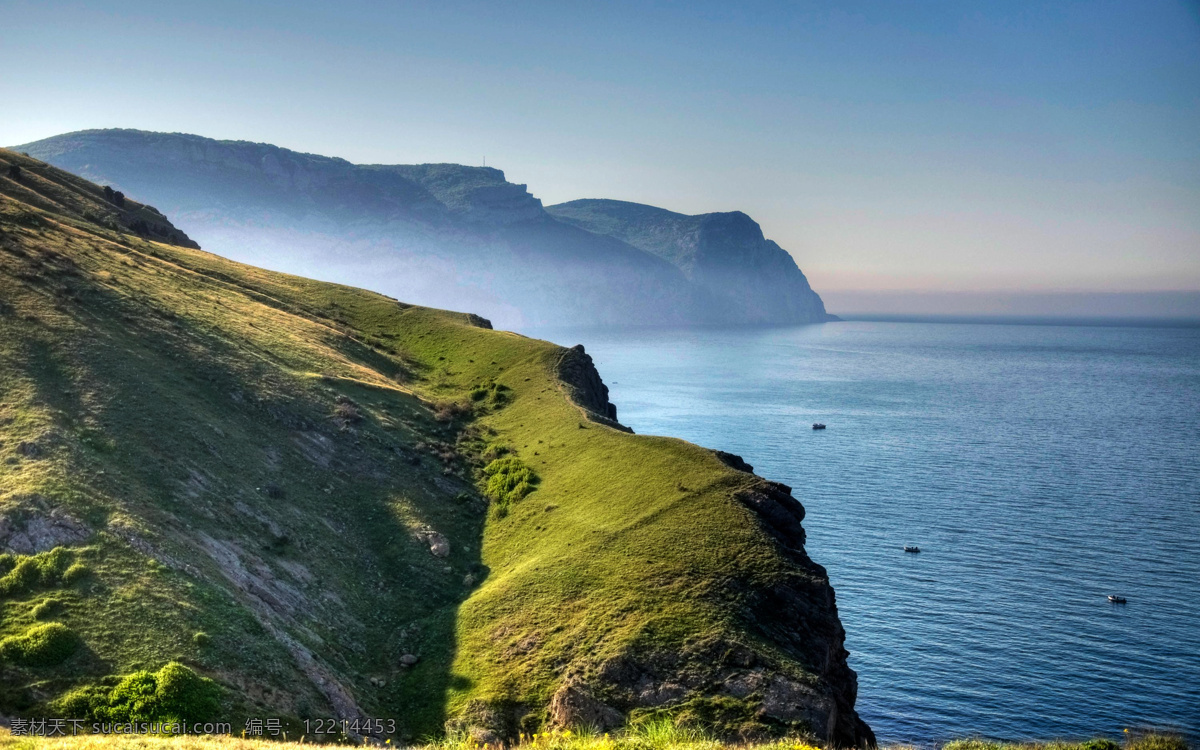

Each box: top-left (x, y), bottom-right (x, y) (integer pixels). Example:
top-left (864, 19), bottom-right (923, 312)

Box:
top-left (1081, 739), bottom-right (1120, 750)
top-left (105, 670), bottom-right (160, 721)
top-left (481, 457), bottom-right (537, 509)
top-left (193, 631), bottom-right (211, 647)
top-left (56, 662), bottom-right (221, 723)
top-left (481, 443), bottom-right (509, 460)
top-left (153, 662), bottom-right (221, 722)
top-left (53, 685), bottom-right (105, 718)
top-left (0, 622), bottom-right (80, 666)
top-left (0, 547), bottom-right (76, 597)
top-left (30, 598), bottom-right (61, 619)
top-left (62, 562), bottom-right (91, 584)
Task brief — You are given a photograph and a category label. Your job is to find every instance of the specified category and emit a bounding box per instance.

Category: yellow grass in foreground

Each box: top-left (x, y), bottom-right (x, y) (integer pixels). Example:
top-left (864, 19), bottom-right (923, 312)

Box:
top-left (0, 726), bottom-right (1191, 750)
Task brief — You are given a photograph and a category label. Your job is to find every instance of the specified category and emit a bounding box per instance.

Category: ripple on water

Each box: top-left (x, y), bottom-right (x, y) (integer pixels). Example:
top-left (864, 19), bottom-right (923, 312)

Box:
top-left (531, 322), bottom-right (1200, 744)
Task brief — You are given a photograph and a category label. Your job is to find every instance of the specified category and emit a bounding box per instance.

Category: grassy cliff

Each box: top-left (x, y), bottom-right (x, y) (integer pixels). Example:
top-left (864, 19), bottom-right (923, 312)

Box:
top-left (0, 150), bottom-right (868, 746)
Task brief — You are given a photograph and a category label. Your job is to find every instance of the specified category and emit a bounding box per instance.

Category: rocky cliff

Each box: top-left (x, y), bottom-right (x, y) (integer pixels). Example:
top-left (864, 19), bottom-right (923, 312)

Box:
top-left (17, 130), bottom-right (834, 329)
top-left (555, 344), bottom-right (627, 430)
top-left (547, 199), bottom-right (834, 325)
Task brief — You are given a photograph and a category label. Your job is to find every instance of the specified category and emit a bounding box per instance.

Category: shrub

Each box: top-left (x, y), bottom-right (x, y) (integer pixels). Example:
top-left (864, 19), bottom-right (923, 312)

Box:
top-left (434, 400), bottom-right (471, 423)
top-left (193, 631), bottom-right (210, 647)
top-left (54, 685), bottom-right (105, 718)
top-left (333, 395), bottom-right (362, 424)
top-left (0, 622), bottom-right (80, 666)
top-left (31, 598), bottom-right (61, 619)
top-left (153, 661), bottom-right (222, 722)
top-left (7, 164), bottom-right (21, 180)
top-left (0, 547), bottom-right (75, 597)
top-left (1081, 739), bottom-right (1120, 750)
top-left (481, 457), bottom-right (537, 509)
top-left (481, 443), bottom-right (509, 460)
top-left (60, 662), bottom-right (221, 723)
top-left (104, 670), bottom-right (160, 720)
top-left (62, 562), bottom-right (91, 584)
top-left (470, 387), bottom-right (489, 402)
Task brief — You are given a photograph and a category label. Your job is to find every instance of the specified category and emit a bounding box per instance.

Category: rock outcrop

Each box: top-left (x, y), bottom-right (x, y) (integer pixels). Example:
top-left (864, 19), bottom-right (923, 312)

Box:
top-left (544, 479), bottom-right (873, 747)
top-left (554, 344), bottom-right (628, 431)
top-left (0, 497), bottom-right (90, 554)
top-left (547, 199), bottom-right (834, 325)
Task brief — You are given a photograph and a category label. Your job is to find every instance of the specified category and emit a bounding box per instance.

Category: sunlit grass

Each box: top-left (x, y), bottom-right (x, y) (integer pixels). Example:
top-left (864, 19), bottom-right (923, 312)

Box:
top-left (0, 728), bottom-right (1190, 750)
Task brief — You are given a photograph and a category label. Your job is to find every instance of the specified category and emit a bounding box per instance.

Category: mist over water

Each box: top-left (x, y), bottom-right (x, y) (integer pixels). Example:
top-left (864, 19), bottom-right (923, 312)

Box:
top-left (529, 321), bottom-right (1200, 744)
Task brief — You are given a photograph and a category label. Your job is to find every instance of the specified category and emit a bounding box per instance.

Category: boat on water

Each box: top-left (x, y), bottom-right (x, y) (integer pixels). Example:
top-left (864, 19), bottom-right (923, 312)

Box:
top-left (1108, 595), bottom-right (1127, 604)
top-left (904, 545), bottom-right (921, 553)
top-left (812, 423), bottom-right (826, 430)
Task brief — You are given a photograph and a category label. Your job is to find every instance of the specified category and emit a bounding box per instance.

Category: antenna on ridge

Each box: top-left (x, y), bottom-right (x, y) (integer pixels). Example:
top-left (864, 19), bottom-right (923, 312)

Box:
top-left (483, 156), bottom-right (486, 167)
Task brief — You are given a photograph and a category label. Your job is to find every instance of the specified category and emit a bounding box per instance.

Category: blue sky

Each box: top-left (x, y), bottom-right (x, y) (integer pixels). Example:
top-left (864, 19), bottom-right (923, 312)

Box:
top-left (2, 0), bottom-right (1198, 296)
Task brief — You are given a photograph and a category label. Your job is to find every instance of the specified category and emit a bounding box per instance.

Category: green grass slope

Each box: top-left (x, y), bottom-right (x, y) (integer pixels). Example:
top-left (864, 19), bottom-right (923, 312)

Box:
top-left (0, 150), bottom-right (869, 746)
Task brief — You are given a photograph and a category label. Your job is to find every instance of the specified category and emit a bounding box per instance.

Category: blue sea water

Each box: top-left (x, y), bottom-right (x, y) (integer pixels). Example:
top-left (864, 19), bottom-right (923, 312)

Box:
top-left (529, 321), bottom-right (1200, 744)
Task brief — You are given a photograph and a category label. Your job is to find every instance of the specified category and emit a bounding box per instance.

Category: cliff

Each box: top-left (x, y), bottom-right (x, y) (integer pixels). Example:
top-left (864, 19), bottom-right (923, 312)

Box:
top-left (547, 199), bottom-right (834, 325)
top-left (16, 130), bottom-right (833, 329)
top-left (0, 148), bottom-right (869, 746)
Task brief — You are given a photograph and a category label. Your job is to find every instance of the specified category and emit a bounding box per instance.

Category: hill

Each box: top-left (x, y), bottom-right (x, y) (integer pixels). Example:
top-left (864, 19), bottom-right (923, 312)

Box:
top-left (16, 130), bottom-right (831, 330)
top-left (545, 200), bottom-right (832, 325)
top-left (0, 149), bottom-right (871, 746)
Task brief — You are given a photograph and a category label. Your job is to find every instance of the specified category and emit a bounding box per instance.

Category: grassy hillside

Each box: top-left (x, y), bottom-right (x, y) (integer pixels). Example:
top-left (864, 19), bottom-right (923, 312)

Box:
top-left (0, 150), bottom-right (867, 746)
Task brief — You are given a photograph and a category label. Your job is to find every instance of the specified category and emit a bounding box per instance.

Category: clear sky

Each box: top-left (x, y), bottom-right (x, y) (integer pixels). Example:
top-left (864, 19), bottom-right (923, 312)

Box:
top-left (2, 0), bottom-right (1198, 298)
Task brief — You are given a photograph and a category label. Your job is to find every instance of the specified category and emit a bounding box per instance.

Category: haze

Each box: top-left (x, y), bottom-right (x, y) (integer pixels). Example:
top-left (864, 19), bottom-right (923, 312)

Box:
top-left (3, 0), bottom-right (1198, 317)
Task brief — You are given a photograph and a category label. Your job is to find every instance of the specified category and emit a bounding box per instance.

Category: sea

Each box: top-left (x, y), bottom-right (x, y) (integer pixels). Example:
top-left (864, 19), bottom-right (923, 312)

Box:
top-left (528, 321), bottom-right (1200, 745)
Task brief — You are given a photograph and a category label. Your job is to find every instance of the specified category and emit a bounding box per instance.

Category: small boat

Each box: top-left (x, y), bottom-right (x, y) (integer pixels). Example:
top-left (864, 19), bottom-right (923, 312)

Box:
top-left (812, 423), bottom-right (827, 430)
top-left (904, 545), bottom-right (920, 553)
top-left (1108, 595), bottom-right (1127, 604)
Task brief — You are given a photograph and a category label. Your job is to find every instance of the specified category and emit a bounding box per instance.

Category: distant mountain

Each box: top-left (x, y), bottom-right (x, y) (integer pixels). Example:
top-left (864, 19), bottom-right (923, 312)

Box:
top-left (547, 199), bottom-right (833, 324)
top-left (17, 130), bottom-right (833, 329)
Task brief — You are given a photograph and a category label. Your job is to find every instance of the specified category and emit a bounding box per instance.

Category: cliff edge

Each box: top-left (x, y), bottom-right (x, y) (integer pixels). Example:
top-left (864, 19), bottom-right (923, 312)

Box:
top-left (0, 149), bottom-right (870, 746)
top-left (547, 199), bottom-right (834, 325)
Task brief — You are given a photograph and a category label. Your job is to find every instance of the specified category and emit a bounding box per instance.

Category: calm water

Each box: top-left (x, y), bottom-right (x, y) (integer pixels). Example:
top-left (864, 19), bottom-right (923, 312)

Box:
top-left (530, 322), bottom-right (1200, 744)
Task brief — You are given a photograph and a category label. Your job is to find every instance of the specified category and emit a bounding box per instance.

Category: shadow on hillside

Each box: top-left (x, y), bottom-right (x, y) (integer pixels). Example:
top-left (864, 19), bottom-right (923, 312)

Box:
top-left (15, 267), bottom-right (489, 739)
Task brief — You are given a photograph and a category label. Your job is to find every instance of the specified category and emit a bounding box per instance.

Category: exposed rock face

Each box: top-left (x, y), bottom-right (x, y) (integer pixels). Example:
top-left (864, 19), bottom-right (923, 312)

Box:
top-left (547, 479), bottom-right (874, 748)
top-left (0, 497), bottom-right (90, 554)
top-left (547, 199), bottom-right (834, 325)
top-left (714, 450), bottom-right (755, 473)
top-left (554, 345), bottom-right (629, 431)
top-left (549, 680), bottom-right (624, 731)
top-left (731, 481), bottom-right (874, 747)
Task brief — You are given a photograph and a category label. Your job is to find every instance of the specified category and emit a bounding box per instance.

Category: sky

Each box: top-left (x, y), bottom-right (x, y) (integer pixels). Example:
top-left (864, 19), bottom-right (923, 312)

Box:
top-left (2, 0), bottom-right (1199, 305)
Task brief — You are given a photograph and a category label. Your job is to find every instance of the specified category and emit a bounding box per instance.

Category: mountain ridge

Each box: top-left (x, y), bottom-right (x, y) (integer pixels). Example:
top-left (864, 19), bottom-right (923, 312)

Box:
top-left (16, 129), bottom-right (833, 329)
top-left (547, 199), bottom-right (833, 325)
